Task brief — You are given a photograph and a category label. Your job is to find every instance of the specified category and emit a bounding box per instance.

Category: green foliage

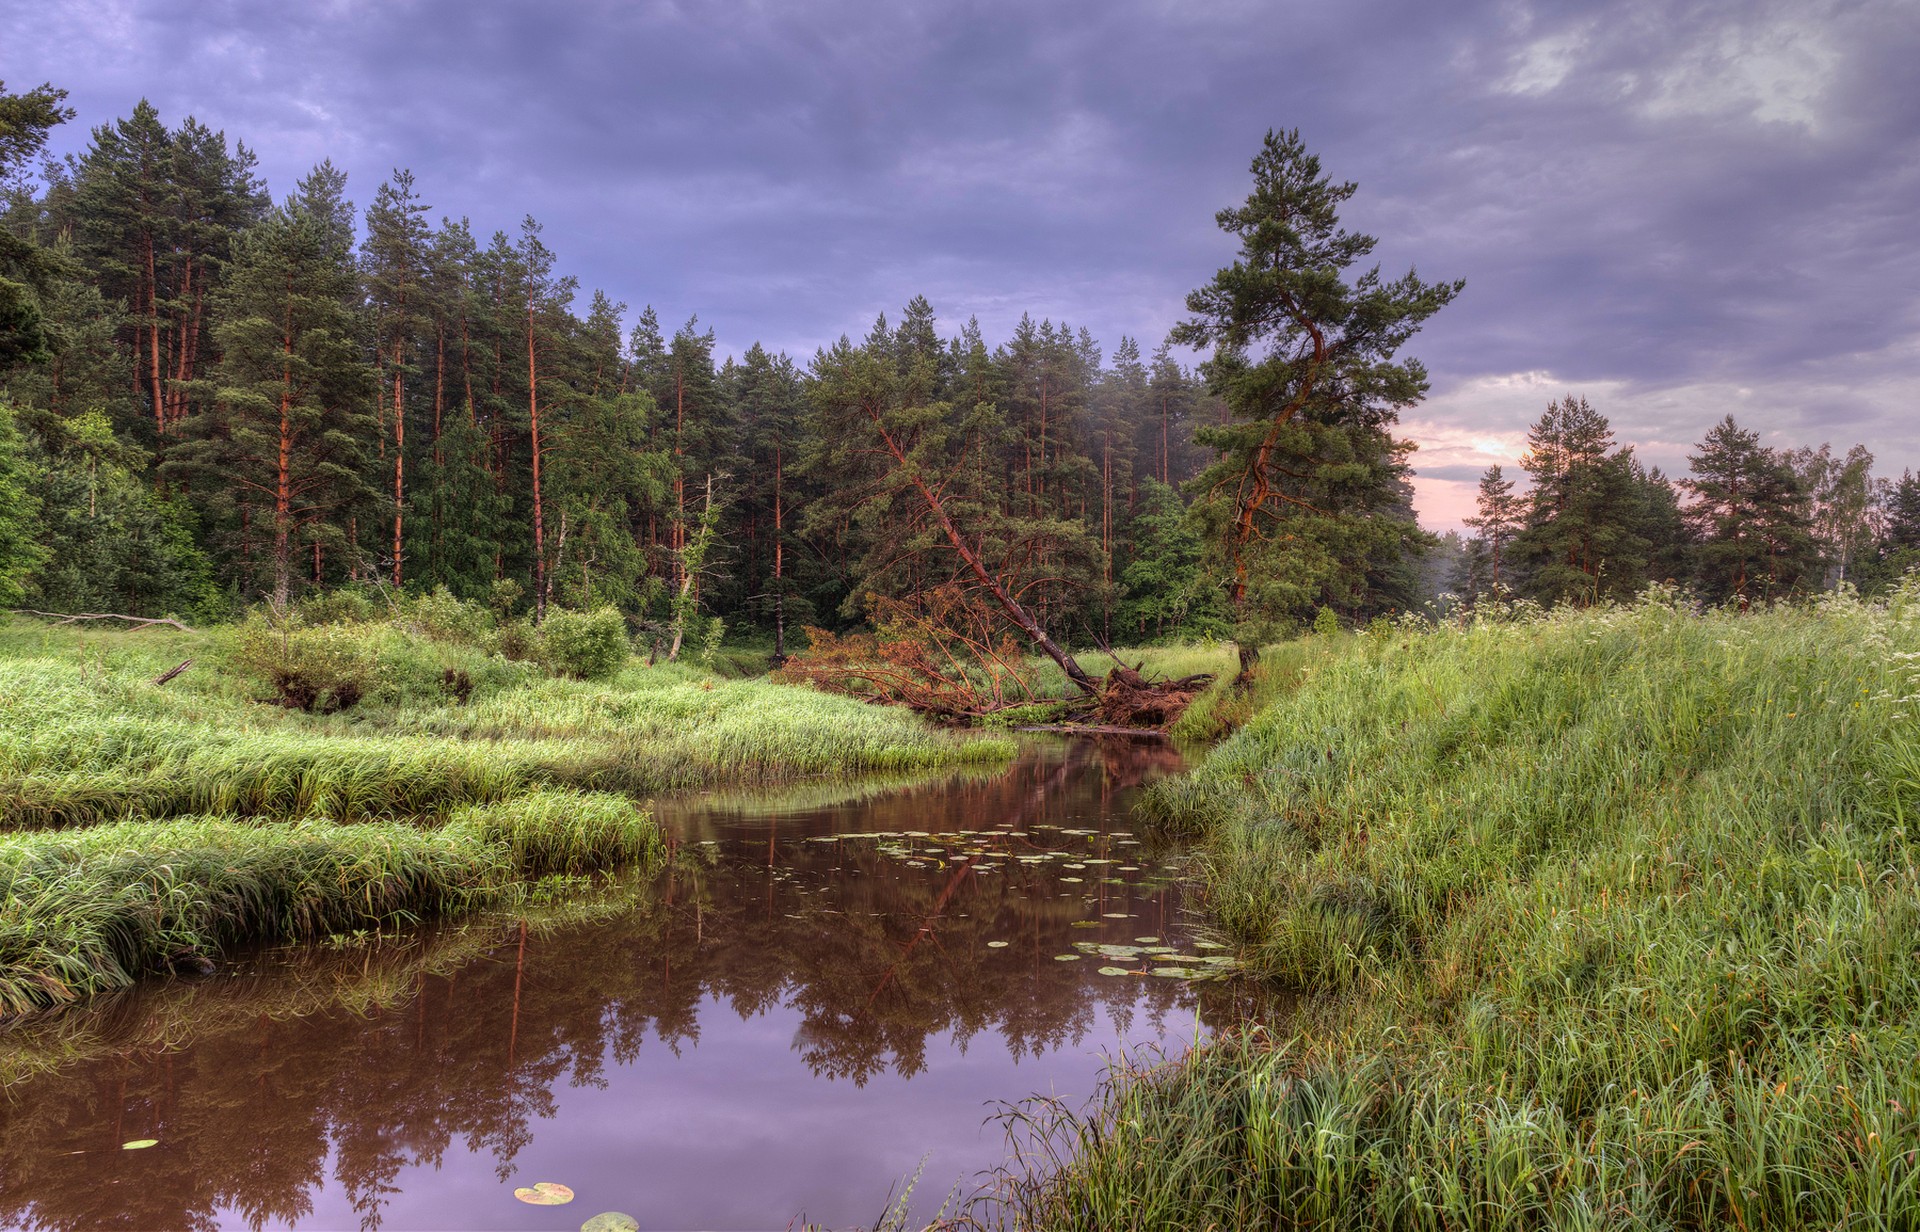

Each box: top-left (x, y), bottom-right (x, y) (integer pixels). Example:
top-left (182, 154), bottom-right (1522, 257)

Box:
top-left (538, 605), bottom-right (629, 680)
top-left (1311, 605), bottom-right (1339, 637)
top-left (22, 420), bottom-right (219, 618)
top-left (1172, 128), bottom-right (1457, 635)
top-left (1685, 414), bottom-right (1820, 603)
top-left (164, 161), bottom-right (371, 606)
top-left (1510, 395), bottom-right (1676, 605)
top-left (1019, 593), bottom-right (1920, 1228)
top-left (0, 403), bottom-right (45, 605)
top-left (231, 616), bottom-right (376, 713)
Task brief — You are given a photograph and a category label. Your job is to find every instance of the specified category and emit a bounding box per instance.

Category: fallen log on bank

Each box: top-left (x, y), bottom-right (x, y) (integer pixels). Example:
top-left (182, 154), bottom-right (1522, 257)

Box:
top-left (10, 609), bottom-right (200, 634)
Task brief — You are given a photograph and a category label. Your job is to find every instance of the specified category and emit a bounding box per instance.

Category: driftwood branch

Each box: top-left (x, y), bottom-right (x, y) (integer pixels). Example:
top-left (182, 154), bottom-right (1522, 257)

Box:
top-left (151, 659), bottom-right (195, 687)
top-left (10, 609), bottom-right (200, 634)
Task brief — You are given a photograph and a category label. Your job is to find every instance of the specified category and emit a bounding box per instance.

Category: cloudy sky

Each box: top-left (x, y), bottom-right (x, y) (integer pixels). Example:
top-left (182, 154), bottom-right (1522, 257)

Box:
top-left (13, 0), bottom-right (1917, 527)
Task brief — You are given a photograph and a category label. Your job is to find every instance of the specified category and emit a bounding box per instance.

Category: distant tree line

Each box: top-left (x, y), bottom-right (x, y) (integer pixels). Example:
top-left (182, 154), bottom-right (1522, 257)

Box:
top-left (1446, 395), bottom-right (1915, 610)
top-left (0, 83), bottom-right (1910, 662)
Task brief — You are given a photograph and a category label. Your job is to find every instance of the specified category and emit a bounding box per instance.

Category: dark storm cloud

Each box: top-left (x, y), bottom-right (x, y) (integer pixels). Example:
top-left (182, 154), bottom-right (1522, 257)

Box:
top-left (13, 0), bottom-right (1919, 499)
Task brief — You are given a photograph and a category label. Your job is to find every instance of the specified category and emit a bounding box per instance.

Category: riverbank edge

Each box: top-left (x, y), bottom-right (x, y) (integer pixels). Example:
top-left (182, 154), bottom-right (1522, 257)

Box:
top-left (992, 592), bottom-right (1920, 1229)
top-left (0, 789), bottom-right (663, 1017)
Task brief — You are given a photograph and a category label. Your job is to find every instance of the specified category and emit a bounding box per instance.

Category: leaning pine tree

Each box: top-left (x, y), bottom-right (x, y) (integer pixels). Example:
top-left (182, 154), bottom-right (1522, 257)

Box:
top-left (1172, 129), bottom-right (1461, 683)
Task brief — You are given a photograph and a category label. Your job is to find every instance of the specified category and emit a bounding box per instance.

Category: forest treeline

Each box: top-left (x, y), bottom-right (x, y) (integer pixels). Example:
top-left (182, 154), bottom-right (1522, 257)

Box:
top-left (1, 83), bottom-right (1915, 660)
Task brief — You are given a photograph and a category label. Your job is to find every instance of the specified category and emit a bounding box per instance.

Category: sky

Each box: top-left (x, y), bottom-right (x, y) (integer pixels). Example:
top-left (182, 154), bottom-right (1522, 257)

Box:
top-left (10, 0), bottom-right (1917, 529)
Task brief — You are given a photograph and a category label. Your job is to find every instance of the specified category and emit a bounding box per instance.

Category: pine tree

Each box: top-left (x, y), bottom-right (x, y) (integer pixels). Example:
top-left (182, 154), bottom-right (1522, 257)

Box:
top-left (1511, 396), bottom-right (1652, 605)
top-left (1461, 464), bottom-right (1524, 598)
top-left (0, 80), bottom-right (74, 371)
top-left (1172, 129), bottom-right (1459, 667)
top-left (170, 162), bottom-right (374, 606)
top-left (361, 169), bottom-right (431, 587)
top-left (1683, 415), bottom-right (1818, 604)
top-left (730, 341), bottom-right (809, 658)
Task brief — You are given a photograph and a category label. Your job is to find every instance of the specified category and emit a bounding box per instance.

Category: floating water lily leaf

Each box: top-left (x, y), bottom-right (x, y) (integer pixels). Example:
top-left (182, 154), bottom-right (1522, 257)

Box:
top-left (514, 1182), bottom-right (576, 1205)
top-left (987, 941), bottom-right (1010, 948)
top-left (121, 1139), bottom-right (158, 1150)
top-left (1069, 920), bottom-right (1101, 928)
top-left (1096, 966), bottom-right (1131, 976)
top-left (1134, 936), bottom-right (1161, 944)
top-left (1054, 953), bottom-right (1082, 961)
top-left (1102, 912), bottom-right (1131, 919)
top-left (1150, 967), bottom-right (1198, 978)
top-left (580, 1213), bottom-right (640, 1232)
top-left (1059, 876), bottom-right (1083, 883)
top-left (1194, 941), bottom-right (1229, 949)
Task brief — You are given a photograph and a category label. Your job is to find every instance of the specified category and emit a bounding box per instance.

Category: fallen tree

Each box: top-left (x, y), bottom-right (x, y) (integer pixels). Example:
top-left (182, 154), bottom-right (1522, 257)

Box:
top-left (799, 341), bottom-right (1209, 728)
top-left (10, 609), bottom-right (200, 633)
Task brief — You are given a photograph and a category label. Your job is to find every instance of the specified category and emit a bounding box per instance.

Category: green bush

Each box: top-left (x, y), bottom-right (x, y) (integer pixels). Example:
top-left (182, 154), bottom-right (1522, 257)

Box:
top-left (401, 586), bottom-right (494, 646)
top-left (539, 607), bottom-right (629, 680)
top-left (230, 618), bottom-right (375, 713)
top-left (291, 587), bottom-right (376, 627)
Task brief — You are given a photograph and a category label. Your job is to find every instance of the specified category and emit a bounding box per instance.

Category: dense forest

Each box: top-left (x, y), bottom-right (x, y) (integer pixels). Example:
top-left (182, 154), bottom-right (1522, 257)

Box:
top-left (2, 81), bottom-right (1915, 663)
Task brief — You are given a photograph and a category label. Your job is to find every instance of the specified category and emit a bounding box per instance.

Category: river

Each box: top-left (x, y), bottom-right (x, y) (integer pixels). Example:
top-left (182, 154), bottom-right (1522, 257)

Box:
top-left (0, 738), bottom-right (1264, 1230)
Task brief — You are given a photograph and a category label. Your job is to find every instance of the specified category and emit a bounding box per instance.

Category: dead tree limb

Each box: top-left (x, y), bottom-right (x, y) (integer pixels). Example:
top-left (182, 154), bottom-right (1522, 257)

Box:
top-left (151, 659), bottom-right (195, 687)
top-left (10, 610), bottom-right (201, 634)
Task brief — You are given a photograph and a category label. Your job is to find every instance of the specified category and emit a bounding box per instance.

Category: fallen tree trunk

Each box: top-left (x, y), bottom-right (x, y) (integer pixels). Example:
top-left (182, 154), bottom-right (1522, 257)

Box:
top-left (864, 410), bottom-right (1100, 697)
top-left (10, 609), bottom-right (200, 634)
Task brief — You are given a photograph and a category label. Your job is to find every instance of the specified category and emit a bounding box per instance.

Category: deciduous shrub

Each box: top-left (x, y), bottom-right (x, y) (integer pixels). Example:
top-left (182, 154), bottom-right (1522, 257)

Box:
top-left (231, 619), bottom-right (374, 713)
top-left (538, 607), bottom-right (629, 680)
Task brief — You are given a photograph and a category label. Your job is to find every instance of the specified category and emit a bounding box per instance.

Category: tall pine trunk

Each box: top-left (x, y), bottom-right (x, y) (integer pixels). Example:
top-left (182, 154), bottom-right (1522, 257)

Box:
top-left (527, 300), bottom-right (546, 621)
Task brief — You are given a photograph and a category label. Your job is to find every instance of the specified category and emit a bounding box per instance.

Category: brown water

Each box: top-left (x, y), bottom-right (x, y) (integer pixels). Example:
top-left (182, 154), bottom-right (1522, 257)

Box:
top-left (0, 739), bottom-right (1261, 1231)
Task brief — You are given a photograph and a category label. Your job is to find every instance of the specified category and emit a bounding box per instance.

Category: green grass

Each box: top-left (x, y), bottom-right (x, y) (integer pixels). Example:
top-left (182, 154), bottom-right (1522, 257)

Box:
top-left (0, 789), bottom-right (662, 1015)
top-left (996, 586), bottom-right (1920, 1229)
top-left (0, 864), bottom-right (655, 1088)
top-left (0, 617), bottom-right (1014, 830)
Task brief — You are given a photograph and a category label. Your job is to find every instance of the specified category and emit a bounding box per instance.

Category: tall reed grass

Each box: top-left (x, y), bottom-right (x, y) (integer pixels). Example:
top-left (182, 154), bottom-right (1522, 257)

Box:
top-left (0, 789), bottom-right (661, 1015)
top-left (998, 585), bottom-right (1920, 1229)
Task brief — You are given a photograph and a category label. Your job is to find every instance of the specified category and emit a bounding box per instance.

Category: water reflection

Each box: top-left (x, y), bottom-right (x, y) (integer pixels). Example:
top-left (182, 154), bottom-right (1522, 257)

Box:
top-left (0, 739), bottom-right (1266, 1231)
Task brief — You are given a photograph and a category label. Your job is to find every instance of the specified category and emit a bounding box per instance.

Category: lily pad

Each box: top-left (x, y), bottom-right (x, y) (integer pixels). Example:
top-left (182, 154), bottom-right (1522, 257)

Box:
top-left (1102, 912), bottom-right (1132, 919)
top-left (987, 940), bottom-right (1010, 948)
top-left (1134, 936), bottom-right (1161, 944)
top-left (1053, 953), bottom-right (1082, 961)
top-left (580, 1213), bottom-right (640, 1232)
top-left (1096, 966), bottom-right (1131, 976)
top-left (121, 1139), bottom-right (158, 1150)
top-left (514, 1182), bottom-right (576, 1206)
top-left (1059, 876), bottom-right (1083, 883)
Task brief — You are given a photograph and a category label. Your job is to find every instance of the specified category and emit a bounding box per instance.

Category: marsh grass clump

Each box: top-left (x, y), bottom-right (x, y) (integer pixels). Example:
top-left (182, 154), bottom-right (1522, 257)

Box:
top-left (1004, 587), bottom-right (1920, 1229)
top-left (449, 790), bottom-right (662, 876)
top-left (0, 790), bottom-right (663, 1015)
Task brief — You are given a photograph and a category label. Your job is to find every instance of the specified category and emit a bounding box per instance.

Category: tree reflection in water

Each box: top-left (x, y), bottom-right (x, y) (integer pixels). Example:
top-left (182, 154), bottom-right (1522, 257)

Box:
top-left (0, 738), bottom-right (1273, 1232)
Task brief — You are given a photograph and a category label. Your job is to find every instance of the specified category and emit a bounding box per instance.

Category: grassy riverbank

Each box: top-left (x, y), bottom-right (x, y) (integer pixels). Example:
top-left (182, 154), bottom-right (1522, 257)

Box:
top-left (1004, 587), bottom-right (1920, 1229)
top-left (0, 790), bottom-right (660, 1015)
top-left (0, 616), bottom-right (1013, 830)
top-left (0, 611), bottom-right (1010, 1016)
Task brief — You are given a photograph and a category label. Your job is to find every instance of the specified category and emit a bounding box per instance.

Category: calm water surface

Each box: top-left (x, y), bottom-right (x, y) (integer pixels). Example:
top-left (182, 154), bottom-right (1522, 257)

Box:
top-left (0, 739), bottom-right (1264, 1230)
